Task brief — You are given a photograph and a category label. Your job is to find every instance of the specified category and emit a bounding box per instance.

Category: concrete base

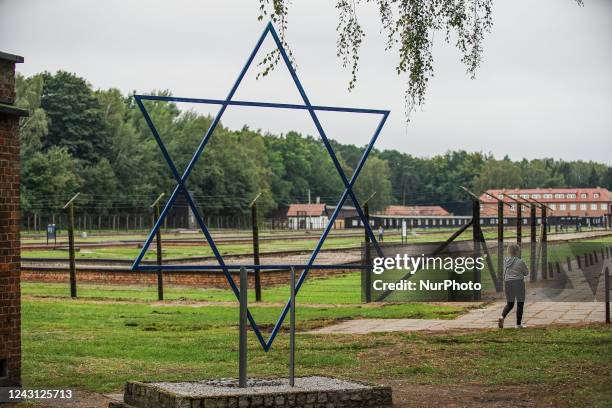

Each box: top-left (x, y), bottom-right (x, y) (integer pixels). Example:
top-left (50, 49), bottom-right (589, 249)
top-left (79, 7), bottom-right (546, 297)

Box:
top-left (110, 376), bottom-right (392, 408)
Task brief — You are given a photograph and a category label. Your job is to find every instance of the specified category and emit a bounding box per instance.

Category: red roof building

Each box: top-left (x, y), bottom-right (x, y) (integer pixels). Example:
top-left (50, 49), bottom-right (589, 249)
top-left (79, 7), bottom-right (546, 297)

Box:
top-left (479, 187), bottom-right (612, 218)
top-left (286, 203), bottom-right (328, 230)
top-left (286, 203), bottom-right (326, 217)
top-left (382, 205), bottom-right (451, 217)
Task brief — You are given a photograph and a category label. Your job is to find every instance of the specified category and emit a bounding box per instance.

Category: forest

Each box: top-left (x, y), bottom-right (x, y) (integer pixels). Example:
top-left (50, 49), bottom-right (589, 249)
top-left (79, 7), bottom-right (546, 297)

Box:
top-left (16, 71), bottom-right (612, 219)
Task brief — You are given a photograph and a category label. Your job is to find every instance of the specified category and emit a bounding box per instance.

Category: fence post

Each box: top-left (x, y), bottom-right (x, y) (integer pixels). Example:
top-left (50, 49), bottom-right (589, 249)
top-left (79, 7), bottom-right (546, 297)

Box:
top-left (250, 194), bottom-right (262, 302)
top-left (155, 203), bottom-right (163, 301)
top-left (497, 200), bottom-right (504, 284)
top-left (541, 206), bottom-right (548, 278)
top-left (363, 202), bottom-right (372, 303)
top-left (472, 199), bottom-right (481, 301)
top-left (605, 267), bottom-right (610, 324)
top-left (151, 193), bottom-right (165, 301)
top-left (516, 203), bottom-right (522, 251)
top-left (585, 253), bottom-right (590, 267)
top-left (63, 192), bottom-right (80, 298)
top-left (239, 266), bottom-right (248, 387)
top-left (68, 202), bottom-right (77, 297)
top-left (530, 204), bottom-right (537, 281)
top-left (289, 266), bottom-right (296, 387)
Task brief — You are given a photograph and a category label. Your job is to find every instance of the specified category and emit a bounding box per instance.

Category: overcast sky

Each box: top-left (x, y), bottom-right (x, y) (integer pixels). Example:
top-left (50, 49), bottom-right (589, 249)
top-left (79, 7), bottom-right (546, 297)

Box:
top-left (1, 0), bottom-right (611, 164)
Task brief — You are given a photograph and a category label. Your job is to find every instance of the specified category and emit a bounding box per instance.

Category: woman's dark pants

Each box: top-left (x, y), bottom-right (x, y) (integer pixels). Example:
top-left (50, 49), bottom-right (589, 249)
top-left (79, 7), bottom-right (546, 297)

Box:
top-left (502, 279), bottom-right (525, 325)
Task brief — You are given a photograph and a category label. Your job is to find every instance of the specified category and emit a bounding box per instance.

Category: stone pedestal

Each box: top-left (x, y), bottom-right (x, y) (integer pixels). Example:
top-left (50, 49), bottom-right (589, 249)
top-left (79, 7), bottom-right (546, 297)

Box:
top-left (109, 376), bottom-right (392, 408)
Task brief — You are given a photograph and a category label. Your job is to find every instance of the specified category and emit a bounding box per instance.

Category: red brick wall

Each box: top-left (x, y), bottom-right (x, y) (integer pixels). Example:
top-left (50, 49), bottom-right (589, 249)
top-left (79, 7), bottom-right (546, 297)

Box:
top-left (0, 55), bottom-right (22, 386)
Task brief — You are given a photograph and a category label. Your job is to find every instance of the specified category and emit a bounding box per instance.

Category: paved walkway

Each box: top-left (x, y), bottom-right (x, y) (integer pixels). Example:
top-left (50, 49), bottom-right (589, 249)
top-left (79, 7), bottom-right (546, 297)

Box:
top-left (311, 249), bottom-right (611, 334)
top-left (311, 301), bottom-right (607, 334)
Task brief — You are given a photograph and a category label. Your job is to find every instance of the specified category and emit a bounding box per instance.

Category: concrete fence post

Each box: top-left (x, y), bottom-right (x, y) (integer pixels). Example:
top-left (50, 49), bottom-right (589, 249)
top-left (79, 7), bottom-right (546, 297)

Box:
top-left (605, 267), bottom-right (610, 324)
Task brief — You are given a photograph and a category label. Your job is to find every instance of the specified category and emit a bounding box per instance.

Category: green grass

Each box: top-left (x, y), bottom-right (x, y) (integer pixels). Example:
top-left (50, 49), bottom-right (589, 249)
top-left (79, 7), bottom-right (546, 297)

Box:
top-left (22, 273), bottom-right (369, 304)
top-left (21, 298), bottom-right (464, 390)
top-left (17, 234), bottom-right (612, 405)
top-left (22, 272), bottom-right (474, 310)
top-left (20, 297), bottom-right (612, 407)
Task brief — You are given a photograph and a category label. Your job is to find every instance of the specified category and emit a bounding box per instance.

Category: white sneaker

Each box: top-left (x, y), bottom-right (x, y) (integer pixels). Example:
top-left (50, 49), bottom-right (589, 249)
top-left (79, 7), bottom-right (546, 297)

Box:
top-left (498, 317), bottom-right (504, 329)
top-left (515, 324), bottom-right (526, 328)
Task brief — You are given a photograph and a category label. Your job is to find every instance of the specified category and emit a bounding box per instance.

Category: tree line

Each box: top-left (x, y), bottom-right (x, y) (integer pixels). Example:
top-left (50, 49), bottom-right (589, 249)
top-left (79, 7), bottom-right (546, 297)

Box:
top-left (16, 71), bottom-right (612, 219)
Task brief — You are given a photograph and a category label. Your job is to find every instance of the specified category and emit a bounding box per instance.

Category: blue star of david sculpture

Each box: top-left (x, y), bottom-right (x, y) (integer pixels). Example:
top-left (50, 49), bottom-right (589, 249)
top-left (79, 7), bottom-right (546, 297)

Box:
top-left (132, 22), bottom-right (389, 351)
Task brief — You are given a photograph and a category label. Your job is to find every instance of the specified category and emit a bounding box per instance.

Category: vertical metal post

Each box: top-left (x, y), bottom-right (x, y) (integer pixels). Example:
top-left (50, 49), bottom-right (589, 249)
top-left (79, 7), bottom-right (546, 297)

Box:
top-left (605, 267), bottom-right (609, 324)
top-left (472, 199), bottom-right (481, 301)
top-left (497, 200), bottom-right (504, 284)
top-left (289, 266), bottom-right (296, 386)
top-left (541, 206), bottom-right (548, 279)
top-left (239, 266), bottom-right (248, 387)
top-left (363, 203), bottom-right (372, 303)
top-left (530, 205), bottom-right (537, 281)
top-left (155, 202), bottom-right (164, 301)
top-left (68, 202), bottom-right (77, 298)
top-left (251, 202), bottom-right (262, 302)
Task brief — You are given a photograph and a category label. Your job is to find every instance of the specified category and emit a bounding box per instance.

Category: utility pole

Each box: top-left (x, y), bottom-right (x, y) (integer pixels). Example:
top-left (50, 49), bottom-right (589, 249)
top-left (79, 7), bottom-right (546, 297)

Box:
top-left (151, 193), bottom-right (165, 301)
top-left (250, 193), bottom-right (262, 302)
top-left (63, 192), bottom-right (80, 298)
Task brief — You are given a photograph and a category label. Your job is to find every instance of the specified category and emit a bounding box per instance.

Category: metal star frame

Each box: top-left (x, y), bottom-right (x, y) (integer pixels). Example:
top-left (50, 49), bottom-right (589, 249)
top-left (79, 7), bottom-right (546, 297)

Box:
top-left (132, 22), bottom-right (389, 351)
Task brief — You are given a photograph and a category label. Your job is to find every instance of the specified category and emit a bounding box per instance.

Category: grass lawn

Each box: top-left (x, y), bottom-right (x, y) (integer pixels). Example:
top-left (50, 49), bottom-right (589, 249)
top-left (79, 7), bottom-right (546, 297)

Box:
top-left (16, 234), bottom-right (612, 406)
top-left (20, 297), bottom-right (612, 407)
top-left (22, 273), bottom-right (372, 304)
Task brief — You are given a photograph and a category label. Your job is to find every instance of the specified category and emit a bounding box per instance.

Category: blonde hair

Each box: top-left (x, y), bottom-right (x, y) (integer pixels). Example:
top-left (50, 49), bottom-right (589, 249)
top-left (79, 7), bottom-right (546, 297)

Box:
top-left (508, 243), bottom-right (520, 257)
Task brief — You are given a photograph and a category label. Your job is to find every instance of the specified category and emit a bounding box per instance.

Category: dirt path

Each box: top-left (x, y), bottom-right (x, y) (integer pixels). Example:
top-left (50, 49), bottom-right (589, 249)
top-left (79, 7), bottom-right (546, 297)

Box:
top-left (388, 382), bottom-right (554, 408)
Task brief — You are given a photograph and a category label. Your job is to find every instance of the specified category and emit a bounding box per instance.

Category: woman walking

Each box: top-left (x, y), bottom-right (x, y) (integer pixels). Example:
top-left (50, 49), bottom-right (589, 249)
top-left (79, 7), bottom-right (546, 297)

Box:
top-left (498, 243), bottom-right (529, 328)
